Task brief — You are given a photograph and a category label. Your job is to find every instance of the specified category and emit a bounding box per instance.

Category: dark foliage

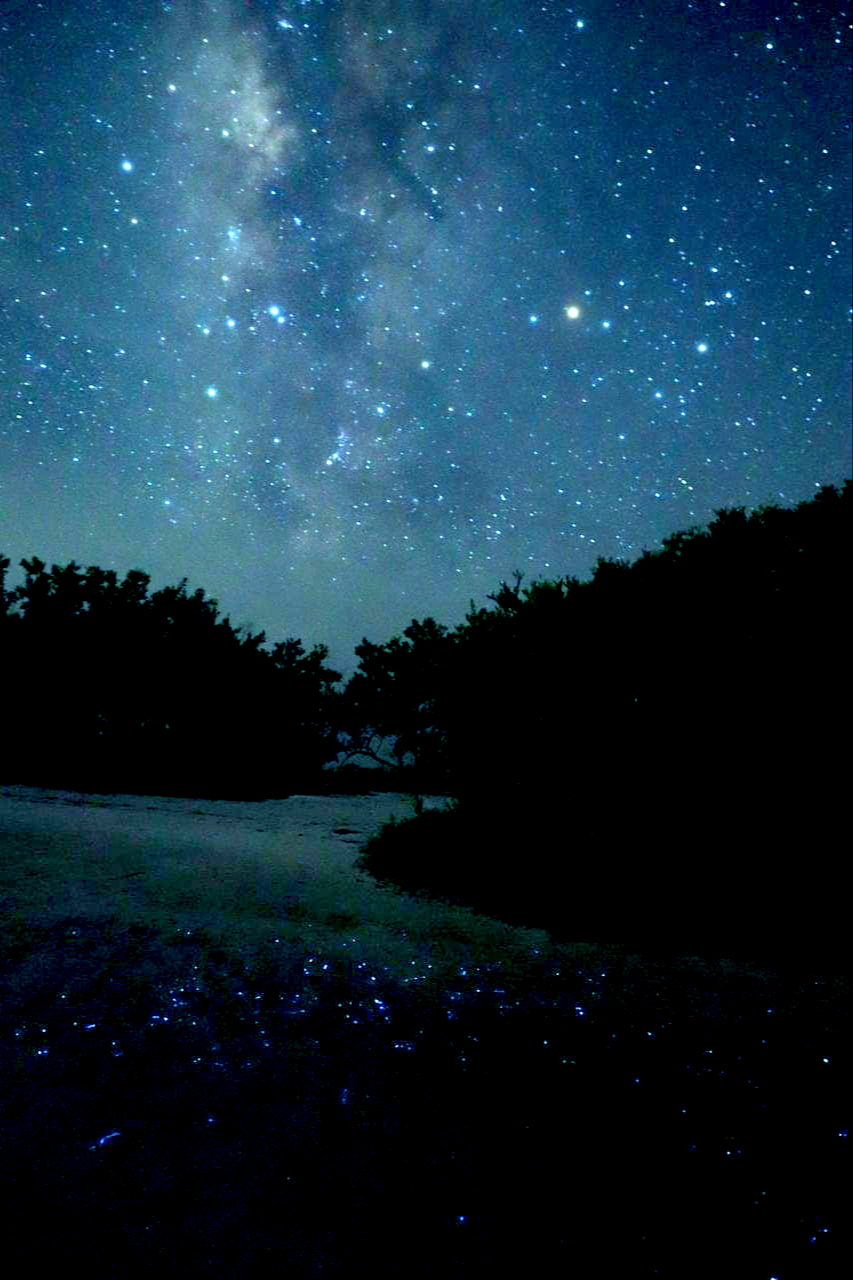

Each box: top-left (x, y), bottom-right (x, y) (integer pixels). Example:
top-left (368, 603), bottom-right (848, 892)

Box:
top-left (351, 481), bottom-right (851, 939)
top-left (2, 479), bottom-right (848, 857)
top-left (0, 557), bottom-right (341, 797)
top-left (337, 615), bottom-right (453, 773)
top-left (345, 481), bottom-right (849, 799)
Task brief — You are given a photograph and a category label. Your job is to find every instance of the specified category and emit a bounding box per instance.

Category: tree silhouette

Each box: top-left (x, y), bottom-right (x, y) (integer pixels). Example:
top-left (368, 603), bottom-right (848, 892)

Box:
top-left (343, 481), bottom-right (845, 839)
top-left (338, 616), bottom-right (452, 776)
top-left (0, 558), bottom-right (341, 796)
top-left (349, 480), bottom-right (851, 930)
top-left (3, 479), bottom-right (848, 816)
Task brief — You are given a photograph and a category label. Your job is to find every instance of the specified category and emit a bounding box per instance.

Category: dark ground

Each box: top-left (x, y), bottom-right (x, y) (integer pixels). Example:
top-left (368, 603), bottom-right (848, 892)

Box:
top-left (1, 911), bottom-right (847, 1279)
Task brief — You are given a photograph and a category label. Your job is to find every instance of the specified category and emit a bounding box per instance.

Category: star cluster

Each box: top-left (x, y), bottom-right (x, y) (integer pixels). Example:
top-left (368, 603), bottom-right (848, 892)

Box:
top-left (1, 0), bottom-right (850, 668)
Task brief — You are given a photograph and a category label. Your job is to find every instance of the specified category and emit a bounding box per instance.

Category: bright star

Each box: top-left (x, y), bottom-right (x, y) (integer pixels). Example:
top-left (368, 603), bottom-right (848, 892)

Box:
top-left (205, 386), bottom-right (218, 399)
top-left (564, 304), bottom-right (581, 320)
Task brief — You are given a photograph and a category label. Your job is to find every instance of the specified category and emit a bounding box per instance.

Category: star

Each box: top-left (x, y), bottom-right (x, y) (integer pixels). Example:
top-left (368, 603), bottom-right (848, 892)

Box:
top-left (0, 0), bottom-right (846, 682)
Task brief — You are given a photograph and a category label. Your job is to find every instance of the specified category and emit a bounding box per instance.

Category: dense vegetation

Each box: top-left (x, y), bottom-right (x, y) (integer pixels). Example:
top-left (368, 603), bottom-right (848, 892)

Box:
top-left (2, 480), bottom-right (849, 943)
top-left (344, 480), bottom-right (849, 797)
top-left (0, 559), bottom-right (341, 796)
top-left (346, 479), bottom-right (850, 945)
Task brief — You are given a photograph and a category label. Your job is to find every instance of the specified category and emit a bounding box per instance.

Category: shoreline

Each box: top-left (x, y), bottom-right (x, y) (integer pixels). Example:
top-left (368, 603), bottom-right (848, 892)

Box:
top-left (0, 784), bottom-right (552, 984)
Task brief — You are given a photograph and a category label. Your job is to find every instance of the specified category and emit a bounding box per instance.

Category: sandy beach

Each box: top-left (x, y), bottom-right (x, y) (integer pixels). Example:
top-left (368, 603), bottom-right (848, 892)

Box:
top-left (0, 784), bottom-right (553, 978)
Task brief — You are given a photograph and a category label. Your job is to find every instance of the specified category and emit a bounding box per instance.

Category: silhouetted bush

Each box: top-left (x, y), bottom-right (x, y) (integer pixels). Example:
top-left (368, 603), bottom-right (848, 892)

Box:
top-left (0, 557), bottom-right (341, 797)
top-left (2, 477), bottom-right (848, 858)
top-left (344, 482), bottom-right (850, 799)
top-left (350, 481), bottom-right (851, 938)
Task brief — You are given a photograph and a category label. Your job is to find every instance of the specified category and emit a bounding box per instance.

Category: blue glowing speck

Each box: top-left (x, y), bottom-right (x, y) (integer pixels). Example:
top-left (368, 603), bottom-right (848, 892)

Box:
top-left (90, 1131), bottom-right (121, 1150)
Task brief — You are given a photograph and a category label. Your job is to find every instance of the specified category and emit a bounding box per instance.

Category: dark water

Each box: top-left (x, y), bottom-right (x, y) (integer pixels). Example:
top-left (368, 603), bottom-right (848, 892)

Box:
top-left (1, 922), bottom-right (847, 1278)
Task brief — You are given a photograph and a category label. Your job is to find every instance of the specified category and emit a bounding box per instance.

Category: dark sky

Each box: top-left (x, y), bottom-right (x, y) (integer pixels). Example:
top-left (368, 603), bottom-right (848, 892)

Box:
top-left (1, 0), bottom-right (850, 673)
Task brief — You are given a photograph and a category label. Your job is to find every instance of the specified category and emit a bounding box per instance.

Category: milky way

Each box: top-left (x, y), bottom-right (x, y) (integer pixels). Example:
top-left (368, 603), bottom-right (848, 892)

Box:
top-left (1, 0), bottom-right (850, 669)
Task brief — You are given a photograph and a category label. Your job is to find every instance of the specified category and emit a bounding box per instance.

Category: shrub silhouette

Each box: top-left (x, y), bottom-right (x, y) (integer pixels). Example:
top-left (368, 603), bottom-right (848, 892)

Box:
top-left (0, 557), bottom-right (341, 797)
top-left (349, 481), bottom-right (851, 936)
top-left (2, 478), bottom-right (848, 834)
top-left (344, 481), bottom-right (849, 805)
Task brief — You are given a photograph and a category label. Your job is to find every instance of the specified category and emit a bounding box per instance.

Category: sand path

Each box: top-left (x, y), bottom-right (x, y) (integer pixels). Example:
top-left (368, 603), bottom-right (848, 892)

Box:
top-left (0, 785), bottom-right (554, 980)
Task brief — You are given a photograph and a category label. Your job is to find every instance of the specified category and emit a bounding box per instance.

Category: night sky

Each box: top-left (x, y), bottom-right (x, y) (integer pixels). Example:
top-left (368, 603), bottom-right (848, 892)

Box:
top-left (1, 0), bottom-right (850, 673)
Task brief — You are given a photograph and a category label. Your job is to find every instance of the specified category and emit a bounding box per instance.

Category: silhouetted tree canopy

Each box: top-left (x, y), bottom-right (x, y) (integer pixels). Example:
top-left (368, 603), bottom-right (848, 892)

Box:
top-left (342, 479), bottom-right (850, 838)
top-left (2, 480), bottom-right (849, 815)
top-left (346, 480), bottom-right (849, 939)
top-left (0, 557), bottom-right (341, 796)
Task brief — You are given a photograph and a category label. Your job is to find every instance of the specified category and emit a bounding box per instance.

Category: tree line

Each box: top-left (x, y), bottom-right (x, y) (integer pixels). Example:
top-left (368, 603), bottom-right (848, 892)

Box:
top-left (1, 479), bottom-right (849, 816)
top-left (344, 479), bottom-right (849, 802)
top-left (0, 559), bottom-right (341, 796)
top-left (346, 478), bottom-right (850, 943)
